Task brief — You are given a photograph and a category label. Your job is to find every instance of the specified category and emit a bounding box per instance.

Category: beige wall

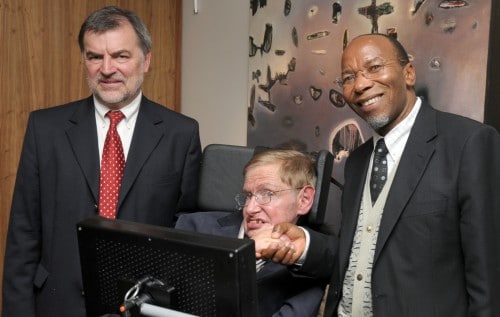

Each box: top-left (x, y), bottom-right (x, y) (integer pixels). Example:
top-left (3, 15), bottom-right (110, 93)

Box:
top-left (181, 0), bottom-right (248, 149)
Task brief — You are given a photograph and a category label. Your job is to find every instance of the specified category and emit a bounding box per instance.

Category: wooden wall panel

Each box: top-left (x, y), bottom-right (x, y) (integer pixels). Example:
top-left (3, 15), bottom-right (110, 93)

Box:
top-left (0, 0), bottom-right (181, 309)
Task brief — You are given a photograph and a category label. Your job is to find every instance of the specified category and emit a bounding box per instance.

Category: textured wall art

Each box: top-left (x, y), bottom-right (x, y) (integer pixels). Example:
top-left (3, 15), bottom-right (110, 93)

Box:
top-left (247, 0), bottom-right (491, 225)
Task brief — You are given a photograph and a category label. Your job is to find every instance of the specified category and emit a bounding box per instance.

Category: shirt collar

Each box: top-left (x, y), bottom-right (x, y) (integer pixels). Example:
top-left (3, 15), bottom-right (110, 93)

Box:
top-left (94, 92), bottom-right (142, 125)
top-left (372, 97), bottom-right (422, 159)
top-left (238, 221), bottom-right (245, 239)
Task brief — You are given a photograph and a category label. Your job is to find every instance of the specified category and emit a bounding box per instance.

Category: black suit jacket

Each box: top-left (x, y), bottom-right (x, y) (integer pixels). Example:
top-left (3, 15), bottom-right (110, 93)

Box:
top-left (176, 211), bottom-right (325, 317)
top-left (301, 102), bottom-right (500, 317)
top-left (2, 96), bottom-right (202, 317)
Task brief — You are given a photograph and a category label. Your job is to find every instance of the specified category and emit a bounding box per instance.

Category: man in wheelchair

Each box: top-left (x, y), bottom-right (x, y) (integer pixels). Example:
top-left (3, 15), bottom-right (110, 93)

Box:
top-left (176, 149), bottom-right (327, 317)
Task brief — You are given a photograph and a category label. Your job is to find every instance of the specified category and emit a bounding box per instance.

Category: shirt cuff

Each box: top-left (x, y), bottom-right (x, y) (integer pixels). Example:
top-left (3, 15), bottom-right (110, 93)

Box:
top-left (291, 226), bottom-right (310, 268)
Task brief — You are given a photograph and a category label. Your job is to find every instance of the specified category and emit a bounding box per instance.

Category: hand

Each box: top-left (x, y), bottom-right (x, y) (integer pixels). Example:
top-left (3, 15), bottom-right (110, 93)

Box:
top-left (251, 227), bottom-right (287, 255)
top-left (257, 223), bottom-right (306, 266)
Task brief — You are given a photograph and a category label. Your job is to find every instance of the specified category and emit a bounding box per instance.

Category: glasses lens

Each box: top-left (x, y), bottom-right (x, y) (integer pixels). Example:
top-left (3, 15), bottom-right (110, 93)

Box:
top-left (254, 190), bottom-right (272, 205)
top-left (335, 77), bottom-right (344, 88)
top-left (234, 190), bottom-right (274, 207)
top-left (235, 193), bottom-right (249, 207)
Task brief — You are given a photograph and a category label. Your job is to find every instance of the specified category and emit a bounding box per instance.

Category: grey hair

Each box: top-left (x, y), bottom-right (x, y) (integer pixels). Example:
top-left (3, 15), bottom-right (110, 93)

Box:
top-left (78, 6), bottom-right (152, 56)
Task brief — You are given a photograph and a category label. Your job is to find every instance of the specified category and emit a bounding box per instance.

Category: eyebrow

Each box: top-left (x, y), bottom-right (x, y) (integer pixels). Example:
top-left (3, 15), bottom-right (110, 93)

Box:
top-left (84, 49), bottom-right (131, 58)
top-left (110, 49), bottom-right (131, 57)
top-left (84, 50), bottom-right (100, 57)
top-left (341, 56), bottom-right (385, 75)
top-left (363, 56), bottom-right (385, 65)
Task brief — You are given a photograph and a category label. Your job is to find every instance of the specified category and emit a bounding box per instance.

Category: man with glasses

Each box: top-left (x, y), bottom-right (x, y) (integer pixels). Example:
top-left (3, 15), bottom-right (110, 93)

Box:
top-left (176, 149), bottom-right (326, 317)
top-left (259, 33), bottom-right (500, 317)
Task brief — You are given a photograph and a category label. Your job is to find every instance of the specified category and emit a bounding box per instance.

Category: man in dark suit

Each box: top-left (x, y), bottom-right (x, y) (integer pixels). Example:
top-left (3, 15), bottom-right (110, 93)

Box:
top-left (2, 6), bottom-right (201, 317)
top-left (176, 149), bottom-right (326, 317)
top-left (258, 34), bottom-right (500, 317)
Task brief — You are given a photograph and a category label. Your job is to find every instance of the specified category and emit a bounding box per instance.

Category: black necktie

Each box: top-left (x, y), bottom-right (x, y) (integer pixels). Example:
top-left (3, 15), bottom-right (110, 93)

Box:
top-left (370, 138), bottom-right (388, 205)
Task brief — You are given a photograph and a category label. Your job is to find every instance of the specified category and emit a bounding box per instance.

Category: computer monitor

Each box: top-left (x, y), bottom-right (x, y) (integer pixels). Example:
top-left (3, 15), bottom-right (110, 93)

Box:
top-left (77, 217), bottom-right (258, 317)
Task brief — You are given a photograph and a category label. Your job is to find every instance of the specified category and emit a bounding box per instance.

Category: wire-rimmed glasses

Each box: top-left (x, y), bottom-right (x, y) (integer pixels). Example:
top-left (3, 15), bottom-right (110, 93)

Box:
top-left (335, 58), bottom-right (409, 88)
top-left (234, 187), bottom-right (302, 208)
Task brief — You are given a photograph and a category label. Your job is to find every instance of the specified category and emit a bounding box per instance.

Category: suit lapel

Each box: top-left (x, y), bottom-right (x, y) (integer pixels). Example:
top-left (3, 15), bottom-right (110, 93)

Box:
top-left (65, 97), bottom-right (100, 202)
top-left (374, 102), bottom-right (437, 263)
top-left (339, 142), bottom-right (372, 271)
top-left (64, 97), bottom-right (168, 211)
top-left (216, 212), bottom-right (244, 237)
top-left (118, 97), bottom-right (164, 209)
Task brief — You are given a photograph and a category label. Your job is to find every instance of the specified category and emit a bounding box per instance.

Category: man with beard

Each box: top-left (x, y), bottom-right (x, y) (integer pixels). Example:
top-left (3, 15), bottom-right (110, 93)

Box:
top-left (258, 34), bottom-right (500, 317)
top-left (2, 6), bottom-right (201, 317)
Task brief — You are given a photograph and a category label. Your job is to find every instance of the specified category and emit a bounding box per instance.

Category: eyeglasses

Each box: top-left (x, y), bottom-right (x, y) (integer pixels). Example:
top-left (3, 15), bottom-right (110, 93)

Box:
top-left (234, 187), bottom-right (302, 208)
top-left (335, 59), bottom-right (408, 88)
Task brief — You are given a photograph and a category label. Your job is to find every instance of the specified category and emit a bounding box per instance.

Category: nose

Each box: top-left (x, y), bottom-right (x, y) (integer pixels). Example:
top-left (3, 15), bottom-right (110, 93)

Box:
top-left (352, 71), bottom-right (373, 93)
top-left (244, 196), bottom-right (261, 214)
top-left (100, 55), bottom-right (116, 75)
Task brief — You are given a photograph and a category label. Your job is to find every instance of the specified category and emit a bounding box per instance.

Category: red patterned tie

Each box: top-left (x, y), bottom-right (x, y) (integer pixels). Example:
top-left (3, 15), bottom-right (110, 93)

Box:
top-left (99, 111), bottom-right (125, 219)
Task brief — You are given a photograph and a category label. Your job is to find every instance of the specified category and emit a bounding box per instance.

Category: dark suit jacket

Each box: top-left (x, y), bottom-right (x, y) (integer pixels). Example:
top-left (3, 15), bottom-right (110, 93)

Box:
top-left (2, 96), bottom-right (202, 317)
top-left (176, 211), bottom-right (325, 317)
top-left (301, 102), bottom-right (500, 317)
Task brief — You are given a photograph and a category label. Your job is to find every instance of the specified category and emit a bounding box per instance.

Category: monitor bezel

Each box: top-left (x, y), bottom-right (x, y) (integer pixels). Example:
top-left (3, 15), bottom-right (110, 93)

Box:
top-left (77, 217), bottom-right (258, 317)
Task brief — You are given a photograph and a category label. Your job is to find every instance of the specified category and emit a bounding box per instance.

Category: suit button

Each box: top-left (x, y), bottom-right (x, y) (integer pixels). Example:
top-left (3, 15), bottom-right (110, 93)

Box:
top-left (366, 225), bottom-right (373, 232)
top-left (357, 274), bottom-right (363, 281)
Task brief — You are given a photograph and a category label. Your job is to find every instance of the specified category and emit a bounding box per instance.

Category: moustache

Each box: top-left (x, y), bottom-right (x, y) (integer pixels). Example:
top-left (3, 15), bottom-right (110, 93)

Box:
top-left (97, 75), bottom-right (125, 83)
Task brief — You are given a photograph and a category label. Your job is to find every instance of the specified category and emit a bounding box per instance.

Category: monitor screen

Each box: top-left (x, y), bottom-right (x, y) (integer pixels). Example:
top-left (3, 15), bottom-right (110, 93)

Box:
top-left (77, 217), bottom-right (258, 317)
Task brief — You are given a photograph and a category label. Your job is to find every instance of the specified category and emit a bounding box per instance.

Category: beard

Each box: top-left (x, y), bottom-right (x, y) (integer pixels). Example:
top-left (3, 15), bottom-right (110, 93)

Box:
top-left (87, 74), bottom-right (144, 109)
top-left (366, 114), bottom-right (390, 132)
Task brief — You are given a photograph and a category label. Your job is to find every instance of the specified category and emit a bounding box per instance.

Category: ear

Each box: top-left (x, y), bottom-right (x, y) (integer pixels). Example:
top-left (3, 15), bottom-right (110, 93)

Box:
top-left (404, 63), bottom-right (416, 87)
top-left (296, 185), bottom-right (315, 216)
top-left (143, 52), bottom-right (152, 73)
